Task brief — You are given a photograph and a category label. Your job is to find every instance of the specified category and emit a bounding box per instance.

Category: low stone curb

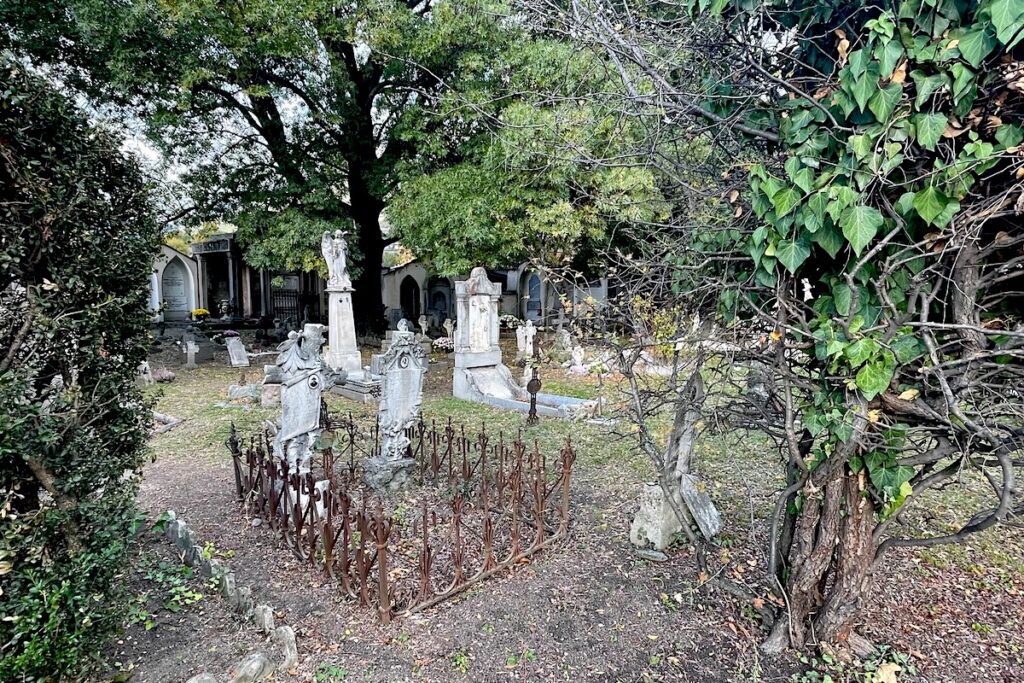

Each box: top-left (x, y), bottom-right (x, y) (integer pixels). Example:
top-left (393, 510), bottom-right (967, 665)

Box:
top-left (162, 510), bottom-right (298, 683)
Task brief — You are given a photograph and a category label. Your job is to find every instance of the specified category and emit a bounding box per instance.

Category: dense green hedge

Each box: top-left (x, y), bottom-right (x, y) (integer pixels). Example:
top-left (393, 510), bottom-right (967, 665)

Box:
top-left (0, 60), bottom-right (159, 680)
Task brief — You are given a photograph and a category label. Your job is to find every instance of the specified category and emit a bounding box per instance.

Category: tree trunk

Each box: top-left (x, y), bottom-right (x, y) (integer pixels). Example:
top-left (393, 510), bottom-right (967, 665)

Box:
top-left (763, 467), bottom-right (876, 654)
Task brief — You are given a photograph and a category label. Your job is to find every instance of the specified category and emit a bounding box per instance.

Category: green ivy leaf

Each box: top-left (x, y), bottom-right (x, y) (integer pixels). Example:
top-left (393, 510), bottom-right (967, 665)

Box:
top-left (910, 71), bottom-right (947, 109)
top-left (772, 186), bottom-right (802, 217)
top-left (878, 39), bottom-right (904, 77)
top-left (850, 69), bottom-right (878, 112)
top-left (813, 223), bottom-right (844, 258)
top-left (845, 337), bottom-right (879, 367)
top-left (777, 236), bottom-right (811, 273)
top-left (956, 27), bottom-right (996, 68)
top-left (868, 83), bottom-right (902, 123)
top-left (855, 360), bottom-right (893, 400)
top-left (912, 186), bottom-right (953, 226)
top-left (834, 282), bottom-right (852, 316)
top-left (991, 0), bottom-right (1024, 46)
top-left (840, 205), bottom-right (883, 256)
top-left (914, 113), bottom-right (947, 151)
top-left (890, 335), bottom-right (924, 363)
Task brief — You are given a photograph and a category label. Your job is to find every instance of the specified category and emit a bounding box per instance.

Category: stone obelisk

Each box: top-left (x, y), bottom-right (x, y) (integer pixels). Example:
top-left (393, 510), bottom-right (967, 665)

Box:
top-left (321, 230), bottom-right (362, 374)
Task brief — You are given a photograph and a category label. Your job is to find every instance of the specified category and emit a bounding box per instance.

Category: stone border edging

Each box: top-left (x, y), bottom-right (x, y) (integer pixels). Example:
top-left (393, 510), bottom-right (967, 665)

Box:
top-left (161, 510), bottom-right (298, 683)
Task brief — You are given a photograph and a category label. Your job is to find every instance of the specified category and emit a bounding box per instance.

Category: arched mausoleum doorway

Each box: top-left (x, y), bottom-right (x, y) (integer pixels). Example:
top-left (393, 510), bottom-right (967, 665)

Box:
top-left (399, 275), bottom-right (421, 322)
top-left (161, 256), bottom-right (195, 321)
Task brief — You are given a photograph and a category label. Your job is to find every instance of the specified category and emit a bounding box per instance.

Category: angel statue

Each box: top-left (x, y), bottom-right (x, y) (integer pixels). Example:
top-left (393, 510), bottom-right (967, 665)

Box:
top-left (321, 230), bottom-right (352, 289)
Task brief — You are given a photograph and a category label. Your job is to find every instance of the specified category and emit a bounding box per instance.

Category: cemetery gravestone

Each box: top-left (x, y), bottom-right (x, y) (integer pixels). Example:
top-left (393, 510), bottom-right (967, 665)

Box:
top-left (364, 320), bottom-right (427, 490)
top-left (183, 341), bottom-right (199, 369)
top-left (271, 324), bottom-right (345, 474)
top-left (226, 337), bottom-right (250, 367)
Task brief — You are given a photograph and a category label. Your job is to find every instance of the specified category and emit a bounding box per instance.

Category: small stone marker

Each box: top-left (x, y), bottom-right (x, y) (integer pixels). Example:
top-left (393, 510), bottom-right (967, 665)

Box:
top-left (184, 340), bottom-right (199, 369)
top-left (226, 337), bottom-right (250, 367)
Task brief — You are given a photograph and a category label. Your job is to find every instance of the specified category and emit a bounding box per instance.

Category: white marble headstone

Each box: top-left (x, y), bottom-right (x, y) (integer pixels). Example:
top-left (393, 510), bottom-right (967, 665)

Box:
top-left (226, 337), bottom-right (250, 367)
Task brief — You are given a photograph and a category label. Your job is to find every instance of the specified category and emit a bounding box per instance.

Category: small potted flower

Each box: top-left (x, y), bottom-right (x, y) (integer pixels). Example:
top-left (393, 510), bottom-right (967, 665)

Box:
top-left (191, 308), bottom-right (210, 322)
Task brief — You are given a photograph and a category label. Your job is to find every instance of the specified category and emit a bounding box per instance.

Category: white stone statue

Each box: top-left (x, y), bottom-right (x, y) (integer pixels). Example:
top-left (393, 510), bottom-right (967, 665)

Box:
top-left (418, 314), bottom-right (429, 338)
top-left (443, 318), bottom-right (454, 339)
top-left (321, 230), bottom-right (351, 290)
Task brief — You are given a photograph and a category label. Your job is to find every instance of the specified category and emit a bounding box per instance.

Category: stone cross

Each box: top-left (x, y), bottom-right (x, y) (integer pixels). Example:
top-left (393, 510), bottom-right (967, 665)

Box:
top-left (183, 341), bottom-right (199, 369)
top-left (272, 324), bottom-right (345, 474)
top-left (365, 319), bottom-right (427, 490)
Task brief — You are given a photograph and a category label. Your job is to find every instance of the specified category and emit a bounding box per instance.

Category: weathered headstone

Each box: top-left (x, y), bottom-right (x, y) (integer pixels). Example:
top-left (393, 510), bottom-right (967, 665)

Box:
top-left (183, 340), bottom-right (199, 369)
top-left (364, 320), bottom-right (427, 490)
top-left (515, 325), bottom-right (528, 359)
top-left (271, 324), bottom-right (345, 474)
top-left (629, 478), bottom-right (720, 550)
top-left (226, 337), bottom-right (250, 367)
top-left (554, 328), bottom-right (573, 352)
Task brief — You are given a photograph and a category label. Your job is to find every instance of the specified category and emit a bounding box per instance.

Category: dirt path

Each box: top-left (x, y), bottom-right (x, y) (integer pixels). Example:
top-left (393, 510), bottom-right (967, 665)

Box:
top-left (117, 354), bottom-right (1024, 683)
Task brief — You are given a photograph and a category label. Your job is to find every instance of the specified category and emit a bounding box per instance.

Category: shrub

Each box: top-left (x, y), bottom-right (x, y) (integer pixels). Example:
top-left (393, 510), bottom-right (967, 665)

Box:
top-left (0, 61), bottom-right (159, 680)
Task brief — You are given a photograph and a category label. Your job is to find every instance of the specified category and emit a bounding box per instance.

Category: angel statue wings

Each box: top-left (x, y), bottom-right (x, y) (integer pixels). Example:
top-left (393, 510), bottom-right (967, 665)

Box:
top-left (321, 230), bottom-right (352, 289)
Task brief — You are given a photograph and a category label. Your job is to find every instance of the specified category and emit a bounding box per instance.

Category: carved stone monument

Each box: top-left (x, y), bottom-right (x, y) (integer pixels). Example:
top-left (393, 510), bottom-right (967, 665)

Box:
top-left (321, 230), bottom-right (380, 402)
top-left (453, 267), bottom-right (599, 420)
top-left (271, 324), bottom-right (345, 474)
top-left (364, 320), bottom-right (427, 490)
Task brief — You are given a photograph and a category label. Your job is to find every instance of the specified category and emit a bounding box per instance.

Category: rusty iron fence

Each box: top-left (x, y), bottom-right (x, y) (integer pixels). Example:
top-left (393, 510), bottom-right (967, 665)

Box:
top-left (227, 415), bottom-right (575, 622)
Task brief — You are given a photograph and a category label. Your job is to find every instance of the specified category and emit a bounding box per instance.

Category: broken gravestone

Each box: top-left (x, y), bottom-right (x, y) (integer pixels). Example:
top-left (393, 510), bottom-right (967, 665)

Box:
top-left (629, 477), bottom-right (721, 550)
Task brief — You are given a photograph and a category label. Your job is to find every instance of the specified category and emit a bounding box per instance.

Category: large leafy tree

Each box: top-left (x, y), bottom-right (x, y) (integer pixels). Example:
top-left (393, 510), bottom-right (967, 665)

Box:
top-left (389, 38), bottom-right (670, 275)
top-left (1, 0), bottom-right (514, 327)
top-left (526, 0), bottom-right (1024, 654)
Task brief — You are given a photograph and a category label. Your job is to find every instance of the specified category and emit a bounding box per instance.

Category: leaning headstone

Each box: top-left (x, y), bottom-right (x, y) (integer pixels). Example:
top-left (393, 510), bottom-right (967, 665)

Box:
top-left (364, 320), bottom-right (427, 490)
top-left (271, 324), bottom-right (345, 474)
top-left (629, 477), bottom-right (720, 550)
top-left (678, 474), bottom-right (722, 540)
top-left (226, 337), bottom-right (250, 367)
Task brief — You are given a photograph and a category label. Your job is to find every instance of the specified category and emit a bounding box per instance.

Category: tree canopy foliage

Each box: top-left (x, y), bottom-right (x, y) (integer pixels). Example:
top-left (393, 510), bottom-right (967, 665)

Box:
top-left (0, 59), bottom-right (159, 679)
top-left (1, 0), bottom-right (520, 325)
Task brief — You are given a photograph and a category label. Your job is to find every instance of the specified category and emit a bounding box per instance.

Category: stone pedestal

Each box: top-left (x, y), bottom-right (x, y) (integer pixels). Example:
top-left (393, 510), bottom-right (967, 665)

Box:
top-left (325, 286), bottom-right (362, 374)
